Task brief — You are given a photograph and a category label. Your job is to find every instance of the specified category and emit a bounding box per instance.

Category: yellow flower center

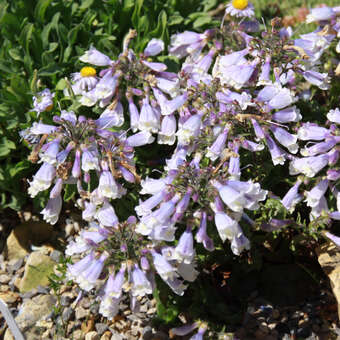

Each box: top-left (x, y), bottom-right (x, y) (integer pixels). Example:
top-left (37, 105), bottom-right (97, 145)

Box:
top-left (80, 66), bottom-right (96, 77)
top-left (232, 0), bottom-right (248, 10)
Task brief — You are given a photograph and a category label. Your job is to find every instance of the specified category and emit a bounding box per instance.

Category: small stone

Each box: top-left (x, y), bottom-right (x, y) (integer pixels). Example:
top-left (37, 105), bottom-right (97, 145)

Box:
top-left (19, 251), bottom-right (56, 293)
top-left (8, 258), bottom-right (24, 272)
top-left (146, 307), bottom-right (156, 315)
top-left (36, 285), bottom-right (49, 294)
top-left (60, 295), bottom-right (72, 307)
top-left (85, 331), bottom-right (100, 340)
top-left (100, 331), bottom-right (111, 340)
top-left (3, 329), bottom-right (14, 340)
top-left (110, 331), bottom-right (124, 340)
top-left (15, 294), bottom-right (56, 330)
top-left (0, 291), bottom-right (19, 304)
top-left (0, 274), bottom-right (11, 284)
top-left (62, 307), bottom-right (74, 322)
top-left (140, 304), bottom-right (148, 313)
top-left (268, 323), bottom-right (277, 330)
top-left (95, 323), bottom-right (108, 335)
top-left (76, 306), bottom-right (88, 320)
top-left (50, 250), bottom-right (62, 262)
top-left (4, 221), bottom-right (54, 261)
top-left (272, 309), bottom-right (280, 319)
top-left (21, 289), bottom-right (38, 299)
top-left (73, 330), bottom-right (84, 340)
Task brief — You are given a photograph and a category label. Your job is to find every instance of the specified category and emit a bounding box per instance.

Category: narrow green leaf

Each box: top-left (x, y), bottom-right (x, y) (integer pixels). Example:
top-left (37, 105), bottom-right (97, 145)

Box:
top-left (34, 0), bottom-right (53, 23)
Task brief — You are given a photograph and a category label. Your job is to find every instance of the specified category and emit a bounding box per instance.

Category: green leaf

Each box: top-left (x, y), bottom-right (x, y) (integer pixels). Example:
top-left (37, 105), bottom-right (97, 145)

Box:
top-left (8, 48), bottom-right (24, 61)
top-left (79, 0), bottom-right (94, 10)
top-left (38, 64), bottom-right (61, 76)
top-left (193, 14), bottom-right (212, 29)
top-left (131, 0), bottom-right (143, 28)
top-left (0, 137), bottom-right (16, 158)
top-left (150, 10), bottom-right (168, 40)
top-left (34, 0), bottom-right (53, 23)
top-left (63, 184), bottom-right (76, 202)
top-left (19, 23), bottom-right (34, 55)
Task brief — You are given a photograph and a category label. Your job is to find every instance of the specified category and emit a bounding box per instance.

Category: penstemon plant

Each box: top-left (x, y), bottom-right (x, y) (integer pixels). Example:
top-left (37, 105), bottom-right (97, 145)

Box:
top-left (21, 0), bottom-right (340, 336)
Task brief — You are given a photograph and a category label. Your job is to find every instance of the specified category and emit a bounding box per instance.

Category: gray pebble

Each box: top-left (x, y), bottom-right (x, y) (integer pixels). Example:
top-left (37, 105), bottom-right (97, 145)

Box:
top-left (62, 307), bottom-right (74, 322)
top-left (36, 285), bottom-right (49, 294)
top-left (95, 323), bottom-right (108, 335)
top-left (0, 274), bottom-right (11, 284)
top-left (60, 295), bottom-right (71, 307)
top-left (21, 289), bottom-right (38, 299)
top-left (50, 250), bottom-right (62, 262)
top-left (75, 306), bottom-right (88, 319)
top-left (8, 258), bottom-right (24, 273)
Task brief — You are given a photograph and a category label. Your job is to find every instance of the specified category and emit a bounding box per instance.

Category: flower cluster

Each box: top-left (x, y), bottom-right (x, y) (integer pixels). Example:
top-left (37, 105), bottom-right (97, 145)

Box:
top-left (21, 1), bottom-right (340, 335)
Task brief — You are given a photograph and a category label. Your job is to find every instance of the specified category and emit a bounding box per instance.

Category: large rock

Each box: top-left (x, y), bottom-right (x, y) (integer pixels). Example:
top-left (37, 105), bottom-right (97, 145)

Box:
top-left (19, 251), bottom-right (56, 293)
top-left (316, 242), bottom-right (340, 320)
top-left (4, 221), bottom-right (55, 261)
top-left (15, 294), bottom-right (56, 331)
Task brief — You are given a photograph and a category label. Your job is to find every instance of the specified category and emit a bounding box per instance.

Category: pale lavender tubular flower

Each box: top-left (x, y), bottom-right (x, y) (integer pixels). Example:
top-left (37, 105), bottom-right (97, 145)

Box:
top-left (94, 71), bottom-right (118, 101)
top-left (196, 211), bottom-right (214, 251)
top-left (261, 219), bottom-right (293, 232)
top-left (172, 188), bottom-right (193, 222)
top-left (212, 180), bottom-right (246, 212)
top-left (281, 180), bottom-right (302, 212)
top-left (300, 139), bottom-right (336, 157)
top-left (257, 56), bottom-right (271, 86)
top-left (67, 252), bottom-right (95, 281)
top-left (140, 257), bottom-right (150, 271)
top-left (306, 6), bottom-right (335, 23)
top-left (144, 38), bottom-right (164, 57)
top-left (297, 123), bottom-right (329, 141)
top-left (214, 211), bottom-right (242, 242)
top-left (176, 114), bottom-right (202, 145)
top-left (310, 196), bottom-right (328, 219)
top-left (72, 149), bottom-right (81, 179)
top-left (138, 97), bottom-right (160, 133)
top-left (81, 148), bottom-right (100, 172)
top-left (131, 264), bottom-right (152, 297)
top-left (79, 47), bottom-right (112, 66)
top-left (152, 251), bottom-right (178, 281)
top-left (258, 84), bottom-right (295, 110)
top-left (39, 139), bottom-right (60, 165)
top-left (231, 234), bottom-right (250, 256)
top-left (272, 106), bottom-right (302, 123)
top-left (82, 201), bottom-right (97, 221)
top-left (96, 103), bottom-right (124, 128)
top-left (158, 114), bottom-right (177, 145)
top-left (206, 127), bottom-right (229, 161)
top-left (32, 89), bottom-right (54, 116)
top-left (327, 169), bottom-right (340, 181)
top-left (126, 131), bottom-right (155, 147)
top-left (241, 139), bottom-right (264, 152)
top-left (265, 134), bottom-right (286, 165)
top-left (119, 165), bottom-right (135, 183)
top-left (325, 232), bottom-right (340, 248)
top-left (98, 169), bottom-right (119, 199)
top-left (173, 229), bottom-right (195, 264)
top-left (169, 31), bottom-right (207, 59)
top-left (41, 195), bottom-right (62, 225)
top-left (77, 253), bottom-right (108, 291)
top-left (99, 274), bottom-right (121, 320)
top-left (170, 323), bottom-right (199, 337)
top-left (128, 97), bottom-right (140, 132)
top-left (135, 190), bottom-right (167, 216)
top-left (50, 178), bottom-right (63, 198)
top-left (251, 119), bottom-right (265, 140)
top-left (327, 108), bottom-right (340, 124)
top-left (161, 94), bottom-right (188, 116)
top-left (270, 126), bottom-right (298, 154)
top-left (65, 226), bottom-right (108, 255)
top-left (56, 142), bottom-right (74, 163)
top-left (305, 179), bottom-right (329, 208)
top-left (289, 154), bottom-right (329, 177)
top-left (30, 122), bottom-right (57, 135)
top-left (28, 162), bottom-right (56, 197)
top-left (96, 201), bottom-right (119, 227)
top-left (303, 70), bottom-right (330, 90)
top-left (228, 143), bottom-right (241, 179)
